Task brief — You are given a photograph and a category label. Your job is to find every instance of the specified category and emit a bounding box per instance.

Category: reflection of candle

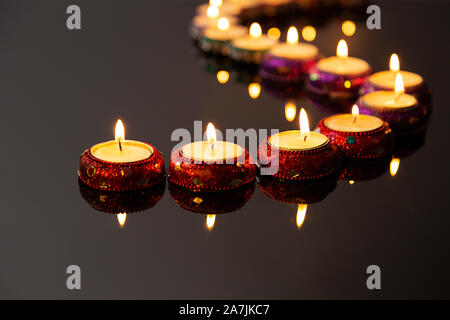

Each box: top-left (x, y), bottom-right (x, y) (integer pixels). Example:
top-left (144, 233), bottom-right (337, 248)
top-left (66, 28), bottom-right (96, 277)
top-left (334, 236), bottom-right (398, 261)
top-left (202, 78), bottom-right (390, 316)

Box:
top-left (367, 53), bottom-right (423, 91)
top-left (316, 40), bottom-right (370, 76)
top-left (318, 105), bottom-right (393, 159)
top-left (79, 120), bottom-right (165, 191)
top-left (284, 100), bottom-right (297, 122)
top-left (296, 204), bottom-right (307, 229)
top-left (117, 213), bottom-right (127, 228)
top-left (248, 82), bottom-right (261, 99)
top-left (269, 109), bottom-right (329, 151)
top-left (390, 158), bottom-right (400, 177)
top-left (169, 122), bottom-right (255, 191)
top-left (206, 214), bottom-right (216, 231)
top-left (270, 26), bottom-right (319, 61)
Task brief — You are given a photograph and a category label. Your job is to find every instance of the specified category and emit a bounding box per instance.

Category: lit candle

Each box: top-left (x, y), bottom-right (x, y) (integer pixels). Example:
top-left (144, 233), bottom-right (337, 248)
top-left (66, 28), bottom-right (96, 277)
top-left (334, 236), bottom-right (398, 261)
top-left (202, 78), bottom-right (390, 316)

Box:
top-left (362, 53), bottom-right (428, 102)
top-left (260, 26), bottom-right (320, 83)
top-left (357, 74), bottom-right (430, 134)
top-left (269, 109), bottom-right (329, 151)
top-left (78, 120), bottom-right (165, 191)
top-left (307, 39), bottom-right (372, 98)
top-left (230, 22), bottom-right (276, 64)
top-left (318, 105), bottom-right (394, 159)
top-left (190, 11), bottom-right (238, 41)
top-left (169, 122), bottom-right (256, 191)
top-left (200, 17), bottom-right (248, 55)
top-left (258, 108), bottom-right (340, 180)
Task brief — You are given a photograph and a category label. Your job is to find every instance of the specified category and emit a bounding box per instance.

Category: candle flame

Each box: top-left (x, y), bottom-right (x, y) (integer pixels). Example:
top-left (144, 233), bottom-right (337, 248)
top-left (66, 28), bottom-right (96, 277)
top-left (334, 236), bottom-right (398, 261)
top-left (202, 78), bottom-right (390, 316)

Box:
top-left (206, 214), bottom-right (216, 231)
top-left (206, 122), bottom-right (217, 144)
top-left (206, 5), bottom-right (219, 18)
top-left (248, 82), bottom-right (261, 99)
top-left (117, 213), bottom-right (127, 228)
top-left (299, 108), bottom-right (310, 135)
top-left (395, 73), bottom-right (405, 95)
top-left (301, 25), bottom-right (316, 42)
top-left (337, 39), bottom-right (348, 58)
top-left (285, 100), bottom-right (297, 122)
top-left (296, 204), bottom-right (307, 229)
top-left (217, 70), bottom-right (230, 84)
top-left (390, 158), bottom-right (400, 177)
top-left (390, 53), bottom-right (400, 72)
top-left (352, 104), bottom-right (359, 116)
top-left (249, 22), bottom-right (262, 38)
top-left (217, 17), bottom-right (230, 31)
top-left (287, 26), bottom-right (299, 44)
top-left (210, 0), bottom-right (222, 7)
top-left (115, 119), bottom-right (125, 141)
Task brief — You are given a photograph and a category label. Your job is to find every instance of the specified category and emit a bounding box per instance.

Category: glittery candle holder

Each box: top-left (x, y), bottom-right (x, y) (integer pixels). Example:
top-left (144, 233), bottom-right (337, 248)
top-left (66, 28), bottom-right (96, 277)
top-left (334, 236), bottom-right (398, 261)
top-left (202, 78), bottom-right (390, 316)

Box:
top-left (258, 175), bottom-right (337, 204)
top-left (339, 158), bottom-right (390, 182)
top-left (356, 97), bottom-right (431, 136)
top-left (261, 78), bottom-right (306, 100)
top-left (260, 53), bottom-right (319, 84)
top-left (229, 45), bottom-right (272, 65)
top-left (257, 137), bottom-right (341, 180)
top-left (317, 118), bottom-right (394, 159)
top-left (78, 144), bottom-right (165, 192)
top-left (79, 180), bottom-right (165, 214)
top-left (169, 181), bottom-right (255, 215)
top-left (307, 91), bottom-right (357, 114)
top-left (307, 64), bottom-right (371, 99)
top-left (169, 147), bottom-right (256, 192)
top-left (361, 79), bottom-right (431, 104)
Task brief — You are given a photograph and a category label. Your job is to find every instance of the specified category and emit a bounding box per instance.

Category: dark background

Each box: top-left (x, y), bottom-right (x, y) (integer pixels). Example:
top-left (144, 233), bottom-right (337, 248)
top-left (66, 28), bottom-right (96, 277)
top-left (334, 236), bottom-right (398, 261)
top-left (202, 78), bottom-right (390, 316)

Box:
top-left (0, 0), bottom-right (449, 299)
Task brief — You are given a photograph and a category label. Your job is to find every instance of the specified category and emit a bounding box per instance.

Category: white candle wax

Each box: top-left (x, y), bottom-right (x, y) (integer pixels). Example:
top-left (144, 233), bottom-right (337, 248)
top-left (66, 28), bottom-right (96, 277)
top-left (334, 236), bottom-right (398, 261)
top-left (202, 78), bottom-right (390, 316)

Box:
top-left (91, 140), bottom-right (153, 163)
top-left (269, 130), bottom-right (329, 151)
top-left (181, 141), bottom-right (244, 161)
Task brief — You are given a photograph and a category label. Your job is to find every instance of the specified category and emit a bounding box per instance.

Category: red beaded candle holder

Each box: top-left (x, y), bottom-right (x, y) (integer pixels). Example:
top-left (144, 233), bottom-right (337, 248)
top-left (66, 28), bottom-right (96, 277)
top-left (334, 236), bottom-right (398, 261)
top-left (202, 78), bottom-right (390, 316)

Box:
top-left (258, 175), bottom-right (337, 204)
top-left (339, 158), bottom-right (390, 182)
top-left (169, 181), bottom-right (255, 215)
top-left (79, 180), bottom-right (165, 214)
top-left (356, 97), bottom-right (431, 136)
top-left (258, 136), bottom-right (341, 180)
top-left (169, 147), bottom-right (256, 192)
top-left (307, 64), bottom-right (371, 99)
top-left (317, 118), bottom-right (394, 159)
top-left (78, 144), bottom-right (165, 192)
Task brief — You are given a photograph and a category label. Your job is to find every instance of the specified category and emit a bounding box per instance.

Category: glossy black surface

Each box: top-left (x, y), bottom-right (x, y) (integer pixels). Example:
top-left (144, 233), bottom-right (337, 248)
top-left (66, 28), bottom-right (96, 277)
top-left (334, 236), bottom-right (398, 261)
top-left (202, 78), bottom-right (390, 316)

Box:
top-left (1, 0), bottom-right (449, 299)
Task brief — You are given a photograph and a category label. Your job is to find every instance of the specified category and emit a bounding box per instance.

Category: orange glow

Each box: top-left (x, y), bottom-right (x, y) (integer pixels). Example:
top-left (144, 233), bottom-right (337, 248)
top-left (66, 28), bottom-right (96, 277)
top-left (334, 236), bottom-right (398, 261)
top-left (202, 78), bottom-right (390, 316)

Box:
top-left (301, 25), bottom-right (316, 42)
top-left (217, 17), bottom-right (230, 31)
top-left (296, 204), bottom-right (307, 229)
top-left (395, 73), bottom-right (405, 95)
top-left (267, 27), bottom-right (281, 40)
top-left (210, 0), bottom-right (222, 7)
top-left (115, 119), bottom-right (125, 141)
top-left (249, 22), bottom-right (262, 38)
top-left (390, 53), bottom-right (400, 72)
top-left (342, 20), bottom-right (356, 37)
top-left (206, 214), bottom-right (216, 231)
top-left (390, 158), bottom-right (400, 177)
top-left (248, 82), bottom-right (261, 99)
top-left (117, 213), bottom-right (127, 228)
top-left (217, 70), bottom-right (230, 84)
top-left (284, 100), bottom-right (297, 122)
top-left (299, 108), bottom-right (310, 135)
top-left (287, 26), bottom-right (299, 44)
top-left (337, 39), bottom-right (348, 58)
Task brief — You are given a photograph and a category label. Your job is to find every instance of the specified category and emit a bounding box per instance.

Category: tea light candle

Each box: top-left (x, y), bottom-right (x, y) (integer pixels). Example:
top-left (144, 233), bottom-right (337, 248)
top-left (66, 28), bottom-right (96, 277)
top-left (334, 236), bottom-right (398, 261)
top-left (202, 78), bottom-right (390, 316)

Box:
top-left (169, 122), bottom-right (256, 191)
top-left (190, 10), bottom-right (238, 41)
top-left (78, 120), bottom-right (165, 191)
top-left (260, 26), bottom-right (320, 83)
top-left (318, 105), bottom-right (394, 159)
top-left (200, 17), bottom-right (248, 55)
top-left (361, 53), bottom-right (429, 102)
top-left (258, 109), bottom-right (340, 180)
top-left (230, 22), bottom-right (277, 64)
top-left (357, 74), bottom-right (430, 134)
top-left (307, 39), bottom-right (372, 98)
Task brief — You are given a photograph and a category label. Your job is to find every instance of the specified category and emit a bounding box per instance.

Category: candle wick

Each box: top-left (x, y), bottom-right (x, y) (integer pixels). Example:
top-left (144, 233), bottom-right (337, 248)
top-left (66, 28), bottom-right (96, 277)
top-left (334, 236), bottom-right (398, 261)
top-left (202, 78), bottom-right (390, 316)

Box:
top-left (352, 116), bottom-right (357, 125)
top-left (303, 135), bottom-right (307, 143)
top-left (118, 138), bottom-right (123, 152)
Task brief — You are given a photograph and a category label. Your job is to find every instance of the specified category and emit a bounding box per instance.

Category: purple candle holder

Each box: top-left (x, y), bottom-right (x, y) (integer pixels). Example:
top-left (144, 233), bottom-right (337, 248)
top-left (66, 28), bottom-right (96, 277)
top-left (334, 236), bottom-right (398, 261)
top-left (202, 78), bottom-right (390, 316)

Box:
top-left (260, 53), bottom-right (319, 84)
